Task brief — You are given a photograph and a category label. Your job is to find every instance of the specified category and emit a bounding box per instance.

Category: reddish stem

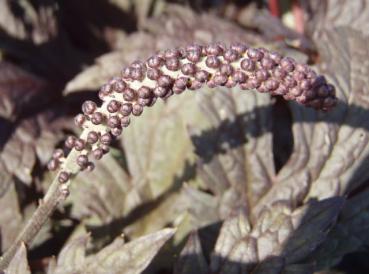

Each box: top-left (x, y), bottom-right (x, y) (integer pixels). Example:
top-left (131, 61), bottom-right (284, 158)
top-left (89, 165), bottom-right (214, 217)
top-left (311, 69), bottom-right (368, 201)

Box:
top-left (292, 0), bottom-right (304, 33)
top-left (268, 0), bottom-right (280, 17)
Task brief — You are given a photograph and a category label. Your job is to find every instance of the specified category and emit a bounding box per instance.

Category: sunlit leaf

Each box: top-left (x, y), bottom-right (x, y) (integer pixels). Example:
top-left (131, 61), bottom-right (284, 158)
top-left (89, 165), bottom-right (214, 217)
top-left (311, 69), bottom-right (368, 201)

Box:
top-left (174, 231), bottom-right (208, 274)
top-left (64, 33), bottom-right (157, 95)
top-left (48, 228), bottom-right (175, 274)
top-left (69, 153), bottom-right (131, 223)
top-left (142, 4), bottom-right (263, 46)
top-left (85, 228), bottom-right (175, 274)
top-left (51, 233), bottom-right (89, 274)
top-left (209, 198), bottom-right (343, 274)
top-left (210, 209), bottom-right (251, 273)
top-left (184, 86), bottom-right (274, 232)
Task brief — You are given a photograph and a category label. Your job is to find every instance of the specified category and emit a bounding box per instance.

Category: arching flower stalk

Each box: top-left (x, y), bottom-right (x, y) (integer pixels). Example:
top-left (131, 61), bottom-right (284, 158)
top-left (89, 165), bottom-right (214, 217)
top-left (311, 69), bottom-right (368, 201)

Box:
top-left (0, 42), bottom-right (336, 270)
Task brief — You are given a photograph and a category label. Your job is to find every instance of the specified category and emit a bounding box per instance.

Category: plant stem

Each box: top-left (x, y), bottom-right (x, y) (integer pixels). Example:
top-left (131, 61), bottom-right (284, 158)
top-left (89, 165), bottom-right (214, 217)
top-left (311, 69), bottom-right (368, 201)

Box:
top-left (0, 148), bottom-right (81, 270)
top-left (268, 0), bottom-right (280, 17)
top-left (292, 0), bottom-right (304, 33)
top-left (0, 101), bottom-right (108, 270)
top-left (0, 178), bottom-right (64, 270)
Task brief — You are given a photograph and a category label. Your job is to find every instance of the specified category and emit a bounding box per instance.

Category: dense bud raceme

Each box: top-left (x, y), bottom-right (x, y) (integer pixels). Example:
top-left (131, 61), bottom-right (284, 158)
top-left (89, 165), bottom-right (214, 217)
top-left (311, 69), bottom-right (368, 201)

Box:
top-left (48, 43), bottom-right (337, 184)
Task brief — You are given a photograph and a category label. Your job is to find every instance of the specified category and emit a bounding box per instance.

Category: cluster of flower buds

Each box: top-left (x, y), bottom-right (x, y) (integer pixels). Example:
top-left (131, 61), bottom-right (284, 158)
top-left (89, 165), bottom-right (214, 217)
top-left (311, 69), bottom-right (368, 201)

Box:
top-left (48, 42), bottom-right (337, 183)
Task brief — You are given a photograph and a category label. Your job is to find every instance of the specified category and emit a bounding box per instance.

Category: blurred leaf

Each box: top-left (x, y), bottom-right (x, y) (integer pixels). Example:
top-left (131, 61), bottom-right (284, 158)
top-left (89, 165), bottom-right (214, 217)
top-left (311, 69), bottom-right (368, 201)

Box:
top-left (0, 160), bottom-right (12, 198)
top-left (0, 0), bottom-right (58, 44)
top-left (119, 92), bottom-right (205, 238)
top-left (1, 111), bottom-right (68, 185)
top-left (142, 4), bottom-right (263, 47)
top-left (0, 62), bottom-right (46, 120)
top-left (233, 3), bottom-right (314, 50)
top-left (314, 271), bottom-right (344, 274)
top-left (56, 0), bottom-right (144, 53)
top-left (283, 264), bottom-right (315, 274)
top-left (4, 243), bottom-right (31, 274)
top-left (1, 122), bottom-right (36, 185)
top-left (0, 0), bottom-right (27, 40)
top-left (64, 4), bottom-right (264, 95)
top-left (303, 0), bottom-right (369, 37)
top-left (64, 33), bottom-right (157, 94)
top-left (174, 231), bottom-right (208, 274)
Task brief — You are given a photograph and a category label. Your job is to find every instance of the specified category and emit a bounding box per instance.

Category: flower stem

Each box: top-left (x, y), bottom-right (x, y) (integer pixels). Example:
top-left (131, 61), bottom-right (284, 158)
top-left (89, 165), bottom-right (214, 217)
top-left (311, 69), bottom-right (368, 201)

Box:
top-left (0, 148), bottom-right (81, 270)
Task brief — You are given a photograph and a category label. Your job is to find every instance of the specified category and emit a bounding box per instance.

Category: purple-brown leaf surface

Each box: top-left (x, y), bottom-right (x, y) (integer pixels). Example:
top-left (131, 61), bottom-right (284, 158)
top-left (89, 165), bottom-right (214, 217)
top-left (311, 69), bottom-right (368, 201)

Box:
top-left (0, 62), bottom-right (47, 120)
top-left (47, 228), bottom-right (175, 274)
top-left (210, 197), bottom-right (343, 274)
top-left (2, 2), bottom-right (369, 274)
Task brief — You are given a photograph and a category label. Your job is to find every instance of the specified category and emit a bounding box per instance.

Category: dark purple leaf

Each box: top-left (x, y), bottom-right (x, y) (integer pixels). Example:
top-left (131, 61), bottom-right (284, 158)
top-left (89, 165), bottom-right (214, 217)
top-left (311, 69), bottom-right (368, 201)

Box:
top-left (0, 62), bottom-right (46, 120)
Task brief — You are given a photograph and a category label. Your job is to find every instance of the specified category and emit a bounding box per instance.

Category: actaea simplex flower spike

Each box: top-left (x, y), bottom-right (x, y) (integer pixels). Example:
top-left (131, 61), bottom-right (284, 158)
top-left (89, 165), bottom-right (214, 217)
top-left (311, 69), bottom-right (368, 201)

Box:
top-left (48, 42), bottom-right (337, 182)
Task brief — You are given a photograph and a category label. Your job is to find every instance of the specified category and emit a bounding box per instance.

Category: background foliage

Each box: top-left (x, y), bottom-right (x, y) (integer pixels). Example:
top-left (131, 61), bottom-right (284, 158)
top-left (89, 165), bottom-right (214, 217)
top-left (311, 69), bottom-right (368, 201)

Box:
top-left (1, 0), bottom-right (369, 273)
